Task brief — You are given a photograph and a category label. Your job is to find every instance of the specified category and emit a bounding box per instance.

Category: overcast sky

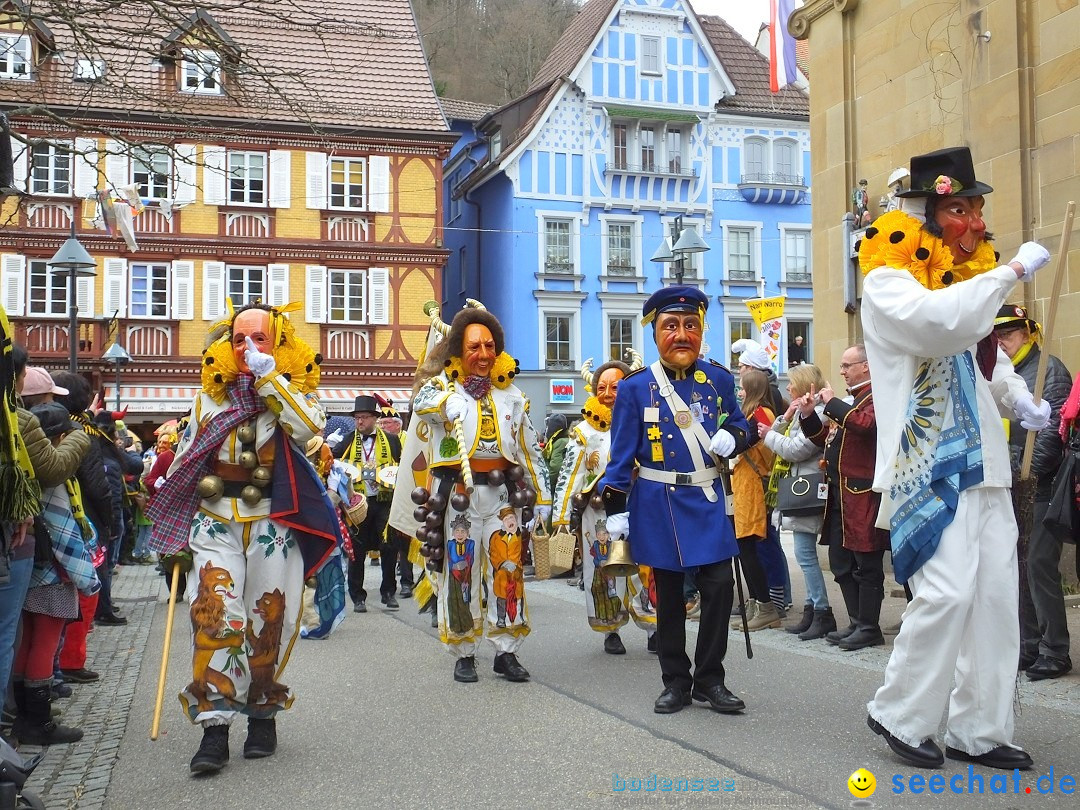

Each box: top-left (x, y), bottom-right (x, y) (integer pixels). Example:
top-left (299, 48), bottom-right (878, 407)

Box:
top-left (688, 0), bottom-right (774, 44)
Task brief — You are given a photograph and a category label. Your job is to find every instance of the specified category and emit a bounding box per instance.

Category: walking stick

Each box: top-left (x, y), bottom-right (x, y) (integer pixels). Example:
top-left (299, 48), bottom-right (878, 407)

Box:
top-left (1020, 201), bottom-right (1075, 481)
top-left (452, 415), bottom-right (474, 494)
top-left (732, 556), bottom-right (753, 660)
top-left (150, 561), bottom-right (181, 740)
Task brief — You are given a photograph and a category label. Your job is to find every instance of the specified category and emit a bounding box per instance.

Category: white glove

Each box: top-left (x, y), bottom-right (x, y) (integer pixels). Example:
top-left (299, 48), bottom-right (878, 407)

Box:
top-left (325, 429), bottom-right (345, 449)
top-left (154, 476), bottom-right (167, 491)
top-left (606, 512), bottom-right (630, 539)
top-left (244, 336), bottom-right (277, 378)
top-left (533, 505), bottom-right (551, 528)
top-left (709, 429), bottom-right (736, 458)
top-left (444, 392), bottom-right (470, 424)
top-left (1009, 242), bottom-right (1050, 282)
top-left (1014, 391), bottom-right (1052, 431)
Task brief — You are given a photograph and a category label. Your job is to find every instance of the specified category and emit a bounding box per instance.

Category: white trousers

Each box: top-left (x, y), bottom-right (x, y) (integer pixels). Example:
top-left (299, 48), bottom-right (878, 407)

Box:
top-left (580, 504), bottom-right (656, 636)
top-left (868, 487), bottom-right (1020, 755)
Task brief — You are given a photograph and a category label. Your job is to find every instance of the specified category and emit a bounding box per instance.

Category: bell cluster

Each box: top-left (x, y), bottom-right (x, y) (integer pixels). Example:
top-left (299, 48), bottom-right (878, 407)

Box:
top-left (195, 421), bottom-right (272, 507)
top-left (569, 491), bottom-right (604, 529)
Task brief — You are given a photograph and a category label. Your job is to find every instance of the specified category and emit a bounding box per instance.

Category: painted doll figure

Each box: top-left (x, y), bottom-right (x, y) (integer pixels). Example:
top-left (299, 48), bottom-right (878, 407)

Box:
top-left (149, 302), bottom-right (338, 774)
top-left (446, 512), bottom-right (475, 634)
top-left (551, 355), bottom-right (656, 655)
top-left (489, 507), bottom-right (525, 628)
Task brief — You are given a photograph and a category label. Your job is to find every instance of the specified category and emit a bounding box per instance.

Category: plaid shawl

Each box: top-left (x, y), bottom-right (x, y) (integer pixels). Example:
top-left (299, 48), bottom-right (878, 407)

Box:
top-left (32, 484), bottom-right (100, 595)
top-left (147, 374), bottom-right (264, 556)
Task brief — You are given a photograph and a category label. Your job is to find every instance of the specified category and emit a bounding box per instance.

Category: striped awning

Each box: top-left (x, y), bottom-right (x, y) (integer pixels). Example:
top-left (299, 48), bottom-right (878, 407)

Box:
top-left (104, 385), bottom-right (413, 415)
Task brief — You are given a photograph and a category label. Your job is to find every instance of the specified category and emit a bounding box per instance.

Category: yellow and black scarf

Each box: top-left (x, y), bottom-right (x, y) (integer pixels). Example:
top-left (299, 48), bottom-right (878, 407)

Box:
top-left (1, 303), bottom-right (41, 521)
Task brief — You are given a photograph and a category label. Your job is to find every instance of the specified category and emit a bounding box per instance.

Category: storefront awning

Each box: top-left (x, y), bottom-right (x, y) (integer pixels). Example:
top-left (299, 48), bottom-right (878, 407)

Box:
top-left (103, 385), bottom-right (413, 416)
top-left (318, 388), bottom-right (413, 412)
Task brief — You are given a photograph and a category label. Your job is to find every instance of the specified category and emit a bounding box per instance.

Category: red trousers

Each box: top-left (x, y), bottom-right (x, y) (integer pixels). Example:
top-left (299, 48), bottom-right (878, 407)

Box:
top-left (14, 612), bottom-right (65, 682)
top-left (59, 592), bottom-right (99, 670)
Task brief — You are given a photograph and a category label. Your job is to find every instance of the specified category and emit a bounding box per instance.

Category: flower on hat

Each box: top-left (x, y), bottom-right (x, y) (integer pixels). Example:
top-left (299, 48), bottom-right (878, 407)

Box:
top-left (931, 175), bottom-right (963, 195)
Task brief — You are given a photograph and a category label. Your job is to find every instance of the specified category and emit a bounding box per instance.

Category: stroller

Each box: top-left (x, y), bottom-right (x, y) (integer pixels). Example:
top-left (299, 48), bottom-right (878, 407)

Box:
top-left (0, 737), bottom-right (44, 809)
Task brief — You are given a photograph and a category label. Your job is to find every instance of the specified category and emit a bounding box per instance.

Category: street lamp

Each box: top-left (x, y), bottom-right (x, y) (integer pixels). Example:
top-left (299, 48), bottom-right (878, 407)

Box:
top-left (651, 215), bottom-right (709, 285)
top-left (47, 223), bottom-right (97, 373)
top-left (102, 342), bottom-right (131, 410)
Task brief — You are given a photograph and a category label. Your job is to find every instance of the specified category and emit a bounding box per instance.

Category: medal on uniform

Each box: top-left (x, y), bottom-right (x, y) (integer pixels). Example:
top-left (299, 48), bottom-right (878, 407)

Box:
top-left (690, 402), bottom-right (704, 423)
top-left (674, 410), bottom-right (692, 429)
top-left (651, 442), bottom-right (663, 461)
top-left (694, 370), bottom-right (707, 383)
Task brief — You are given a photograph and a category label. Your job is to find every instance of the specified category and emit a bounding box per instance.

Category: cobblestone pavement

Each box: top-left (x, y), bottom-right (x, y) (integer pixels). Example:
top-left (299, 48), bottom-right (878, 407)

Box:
top-left (23, 564), bottom-right (163, 810)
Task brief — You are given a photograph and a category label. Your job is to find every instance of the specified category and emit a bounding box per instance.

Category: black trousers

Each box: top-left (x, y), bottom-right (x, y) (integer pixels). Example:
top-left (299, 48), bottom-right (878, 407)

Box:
top-left (390, 529), bottom-right (414, 587)
top-left (347, 499), bottom-right (396, 602)
top-left (735, 536), bottom-right (769, 602)
top-left (653, 561), bottom-right (734, 693)
top-left (824, 510), bottom-right (885, 628)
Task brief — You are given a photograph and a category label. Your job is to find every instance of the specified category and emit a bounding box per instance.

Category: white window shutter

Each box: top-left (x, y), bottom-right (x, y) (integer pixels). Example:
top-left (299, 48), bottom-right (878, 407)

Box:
top-left (306, 151), bottom-right (327, 209)
top-left (368, 267), bottom-right (389, 325)
top-left (104, 140), bottom-right (129, 191)
top-left (267, 263), bottom-right (289, 306)
top-left (76, 273), bottom-right (95, 316)
top-left (305, 264), bottom-right (327, 324)
top-left (369, 155), bottom-right (390, 212)
top-left (102, 257), bottom-right (127, 318)
top-left (73, 137), bottom-right (100, 196)
top-left (171, 260), bottom-right (195, 320)
top-left (268, 150), bottom-right (291, 209)
top-left (10, 137), bottom-right (27, 192)
top-left (202, 145), bottom-right (226, 206)
top-left (1, 253), bottom-right (26, 316)
top-left (202, 260), bottom-right (226, 320)
top-left (173, 144), bottom-right (196, 204)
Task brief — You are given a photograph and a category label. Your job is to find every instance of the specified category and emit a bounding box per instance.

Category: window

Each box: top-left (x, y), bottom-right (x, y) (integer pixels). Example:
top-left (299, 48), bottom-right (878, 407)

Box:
top-left (30, 142), bottom-right (71, 196)
top-left (641, 36), bottom-right (660, 74)
top-left (132, 147), bottom-right (171, 199)
top-left (181, 49), bottom-right (222, 94)
top-left (666, 129), bottom-right (683, 174)
top-left (0, 34), bottom-right (30, 80)
top-left (329, 157), bottom-right (365, 210)
top-left (608, 316), bottom-right (634, 362)
top-left (612, 124), bottom-right (627, 169)
top-left (742, 136), bottom-right (803, 185)
top-left (27, 259), bottom-right (67, 316)
top-left (728, 319), bottom-right (755, 367)
top-left (129, 263), bottom-right (170, 318)
top-left (544, 219), bottom-right (572, 273)
top-left (228, 151), bottom-right (265, 205)
top-left (640, 127), bottom-right (655, 172)
top-left (727, 227), bottom-right (754, 281)
top-left (787, 320), bottom-right (812, 366)
top-left (226, 265), bottom-right (265, 307)
top-left (490, 131), bottom-right (502, 160)
top-left (775, 140), bottom-right (798, 183)
top-left (744, 138), bottom-right (766, 180)
top-left (606, 222), bottom-right (634, 275)
top-left (328, 269), bottom-right (367, 324)
top-left (73, 58), bottom-right (106, 83)
top-left (545, 314), bottom-right (573, 370)
top-left (784, 230), bottom-right (811, 282)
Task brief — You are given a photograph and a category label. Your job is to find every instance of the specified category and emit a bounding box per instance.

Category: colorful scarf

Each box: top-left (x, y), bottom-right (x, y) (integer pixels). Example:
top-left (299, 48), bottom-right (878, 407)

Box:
top-left (147, 374), bottom-right (264, 555)
top-left (33, 483), bottom-right (100, 594)
top-left (765, 419), bottom-right (796, 509)
top-left (889, 353), bottom-right (984, 584)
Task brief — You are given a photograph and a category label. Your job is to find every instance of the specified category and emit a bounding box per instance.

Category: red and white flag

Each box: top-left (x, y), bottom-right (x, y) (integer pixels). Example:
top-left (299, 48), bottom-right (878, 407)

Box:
top-left (769, 0), bottom-right (798, 93)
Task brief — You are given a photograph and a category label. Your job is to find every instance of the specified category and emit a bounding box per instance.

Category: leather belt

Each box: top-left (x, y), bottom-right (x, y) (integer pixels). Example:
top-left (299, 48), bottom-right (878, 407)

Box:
top-left (636, 467), bottom-right (719, 487)
top-left (431, 466), bottom-right (504, 486)
top-left (221, 480), bottom-right (269, 499)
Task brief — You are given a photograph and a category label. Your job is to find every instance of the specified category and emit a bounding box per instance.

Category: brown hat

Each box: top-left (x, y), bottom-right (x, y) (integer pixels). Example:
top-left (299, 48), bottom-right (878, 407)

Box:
top-left (498, 506), bottom-right (516, 521)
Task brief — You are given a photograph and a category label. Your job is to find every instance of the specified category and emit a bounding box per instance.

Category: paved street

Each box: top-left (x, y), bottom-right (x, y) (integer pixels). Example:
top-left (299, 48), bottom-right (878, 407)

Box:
top-left (23, 547), bottom-right (1080, 809)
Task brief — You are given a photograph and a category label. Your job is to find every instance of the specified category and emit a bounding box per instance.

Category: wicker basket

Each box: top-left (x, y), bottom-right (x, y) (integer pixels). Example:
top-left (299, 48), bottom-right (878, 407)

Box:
top-left (533, 526), bottom-right (576, 580)
top-left (343, 493), bottom-right (369, 527)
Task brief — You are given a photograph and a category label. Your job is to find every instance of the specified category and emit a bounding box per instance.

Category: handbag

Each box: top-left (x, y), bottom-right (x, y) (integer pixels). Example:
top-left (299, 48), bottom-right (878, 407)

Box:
top-left (32, 515), bottom-right (54, 565)
top-left (1044, 437), bottom-right (1079, 544)
top-left (776, 471), bottom-right (827, 516)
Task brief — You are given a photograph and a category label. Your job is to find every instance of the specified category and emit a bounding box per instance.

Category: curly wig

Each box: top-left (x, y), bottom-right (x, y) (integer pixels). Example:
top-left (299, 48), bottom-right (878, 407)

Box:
top-left (414, 308), bottom-right (507, 393)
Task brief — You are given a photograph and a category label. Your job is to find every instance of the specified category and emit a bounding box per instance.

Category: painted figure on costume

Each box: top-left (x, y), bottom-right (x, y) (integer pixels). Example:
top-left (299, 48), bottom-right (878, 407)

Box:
top-left (859, 146), bottom-right (1052, 772)
top-left (148, 301), bottom-right (339, 775)
top-left (412, 301), bottom-right (551, 685)
top-left (446, 513), bottom-right (475, 634)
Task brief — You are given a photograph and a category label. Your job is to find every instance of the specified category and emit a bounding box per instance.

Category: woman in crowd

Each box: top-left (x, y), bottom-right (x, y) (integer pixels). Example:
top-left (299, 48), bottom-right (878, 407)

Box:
top-left (761, 364), bottom-right (836, 640)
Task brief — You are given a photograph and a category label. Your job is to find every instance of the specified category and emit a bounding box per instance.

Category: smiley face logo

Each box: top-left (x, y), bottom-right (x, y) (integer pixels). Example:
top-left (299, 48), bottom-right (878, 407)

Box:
top-left (848, 768), bottom-right (876, 798)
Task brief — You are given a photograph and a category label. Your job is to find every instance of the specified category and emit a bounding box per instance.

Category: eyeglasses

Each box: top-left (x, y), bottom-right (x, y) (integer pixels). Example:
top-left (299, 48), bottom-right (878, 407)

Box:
top-left (839, 361), bottom-right (867, 370)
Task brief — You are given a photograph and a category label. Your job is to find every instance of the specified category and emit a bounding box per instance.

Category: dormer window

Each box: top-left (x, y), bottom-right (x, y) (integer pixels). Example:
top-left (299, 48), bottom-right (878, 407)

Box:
top-left (641, 36), bottom-right (661, 75)
top-left (73, 58), bottom-right (106, 83)
top-left (181, 49), bottom-right (222, 94)
top-left (0, 33), bottom-right (31, 80)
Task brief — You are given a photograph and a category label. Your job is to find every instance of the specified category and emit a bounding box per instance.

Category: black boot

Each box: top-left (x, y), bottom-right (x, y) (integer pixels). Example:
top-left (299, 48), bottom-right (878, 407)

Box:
top-left (827, 578), bottom-right (861, 644)
top-left (244, 717), bottom-right (277, 759)
top-left (799, 608), bottom-right (838, 640)
top-left (13, 684), bottom-right (83, 746)
top-left (190, 725), bottom-right (230, 773)
top-left (786, 604), bottom-right (814, 634)
top-left (839, 585), bottom-right (885, 650)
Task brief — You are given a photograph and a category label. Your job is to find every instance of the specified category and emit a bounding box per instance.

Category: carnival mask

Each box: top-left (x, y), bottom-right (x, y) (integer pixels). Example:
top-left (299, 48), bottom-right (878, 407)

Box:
top-left (655, 312), bottom-right (702, 371)
top-left (934, 196), bottom-right (987, 264)
top-left (462, 323), bottom-right (496, 378)
top-left (595, 367), bottom-right (624, 408)
top-left (232, 308), bottom-right (273, 373)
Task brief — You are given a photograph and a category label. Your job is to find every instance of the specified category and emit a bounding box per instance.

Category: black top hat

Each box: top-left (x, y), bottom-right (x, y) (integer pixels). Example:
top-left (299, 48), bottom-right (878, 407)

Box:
top-left (351, 395), bottom-right (379, 415)
top-left (994, 304), bottom-right (1037, 332)
top-left (895, 146), bottom-right (993, 198)
top-left (32, 402), bottom-right (76, 438)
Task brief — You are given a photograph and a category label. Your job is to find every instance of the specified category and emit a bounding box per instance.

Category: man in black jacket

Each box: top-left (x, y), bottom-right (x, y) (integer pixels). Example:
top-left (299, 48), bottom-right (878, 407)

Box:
top-left (52, 373), bottom-right (126, 626)
top-left (994, 305), bottom-right (1074, 680)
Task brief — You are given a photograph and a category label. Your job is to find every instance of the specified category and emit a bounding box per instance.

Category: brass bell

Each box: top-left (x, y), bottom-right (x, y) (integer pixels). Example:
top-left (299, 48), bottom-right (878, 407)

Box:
top-left (196, 475), bottom-right (224, 500)
top-left (236, 424), bottom-right (257, 444)
top-left (251, 466), bottom-right (272, 488)
top-left (589, 493), bottom-right (605, 510)
top-left (601, 538), bottom-right (638, 578)
top-left (238, 450), bottom-right (259, 470)
top-left (241, 485), bottom-right (264, 506)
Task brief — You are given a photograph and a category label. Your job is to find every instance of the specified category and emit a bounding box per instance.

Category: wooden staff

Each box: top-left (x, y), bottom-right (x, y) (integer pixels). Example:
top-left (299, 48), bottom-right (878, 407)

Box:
top-left (1020, 201), bottom-right (1075, 481)
top-left (150, 561), bottom-right (182, 740)
top-left (453, 416), bottom-right (474, 494)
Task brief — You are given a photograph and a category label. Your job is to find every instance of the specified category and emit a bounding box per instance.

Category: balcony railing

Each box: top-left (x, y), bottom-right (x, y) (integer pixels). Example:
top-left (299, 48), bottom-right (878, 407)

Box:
top-left (785, 271), bottom-right (812, 284)
top-left (321, 325), bottom-right (374, 362)
top-left (728, 270), bottom-right (756, 282)
top-left (606, 263), bottom-right (636, 276)
top-left (124, 320), bottom-right (178, 356)
top-left (605, 162), bottom-right (697, 178)
top-left (543, 260), bottom-right (573, 274)
top-left (740, 172), bottom-right (805, 186)
top-left (11, 318), bottom-right (105, 360)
